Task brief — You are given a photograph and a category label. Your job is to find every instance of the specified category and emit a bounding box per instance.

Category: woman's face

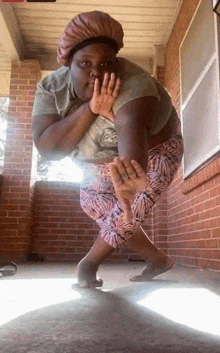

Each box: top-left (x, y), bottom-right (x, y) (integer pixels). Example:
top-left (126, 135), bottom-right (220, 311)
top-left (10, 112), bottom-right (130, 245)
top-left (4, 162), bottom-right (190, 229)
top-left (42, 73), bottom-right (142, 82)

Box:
top-left (70, 43), bottom-right (118, 102)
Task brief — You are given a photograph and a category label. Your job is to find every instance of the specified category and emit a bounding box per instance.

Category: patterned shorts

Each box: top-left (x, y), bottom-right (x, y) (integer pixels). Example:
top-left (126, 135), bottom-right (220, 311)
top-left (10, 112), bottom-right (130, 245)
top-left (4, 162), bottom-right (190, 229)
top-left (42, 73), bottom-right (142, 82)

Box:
top-left (80, 130), bottom-right (184, 248)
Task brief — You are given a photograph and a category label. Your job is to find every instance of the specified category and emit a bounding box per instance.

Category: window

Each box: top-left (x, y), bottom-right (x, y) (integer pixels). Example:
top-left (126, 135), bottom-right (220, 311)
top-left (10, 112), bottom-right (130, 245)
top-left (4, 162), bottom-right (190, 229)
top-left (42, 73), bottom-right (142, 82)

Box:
top-left (36, 153), bottom-right (83, 183)
top-left (0, 97), bottom-right (9, 174)
top-left (180, 0), bottom-right (220, 178)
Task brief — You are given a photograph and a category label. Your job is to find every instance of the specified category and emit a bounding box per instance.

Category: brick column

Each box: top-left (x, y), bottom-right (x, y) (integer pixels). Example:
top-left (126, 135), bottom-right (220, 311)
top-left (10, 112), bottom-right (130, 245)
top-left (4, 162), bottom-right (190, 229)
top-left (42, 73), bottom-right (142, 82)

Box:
top-left (0, 59), bottom-right (41, 261)
top-left (156, 66), bottom-right (166, 86)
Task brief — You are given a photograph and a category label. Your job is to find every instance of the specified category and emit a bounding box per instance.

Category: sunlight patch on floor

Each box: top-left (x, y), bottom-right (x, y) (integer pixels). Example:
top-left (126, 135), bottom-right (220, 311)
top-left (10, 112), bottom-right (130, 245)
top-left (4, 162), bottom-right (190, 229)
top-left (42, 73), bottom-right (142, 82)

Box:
top-left (0, 278), bottom-right (80, 326)
top-left (137, 288), bottom-right (220, 337)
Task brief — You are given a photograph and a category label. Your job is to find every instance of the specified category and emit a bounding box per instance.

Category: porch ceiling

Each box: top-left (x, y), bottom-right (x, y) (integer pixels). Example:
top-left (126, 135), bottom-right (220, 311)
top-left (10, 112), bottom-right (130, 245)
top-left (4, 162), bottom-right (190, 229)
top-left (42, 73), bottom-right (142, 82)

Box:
top-left (0, 0), bottom-right (182, 71)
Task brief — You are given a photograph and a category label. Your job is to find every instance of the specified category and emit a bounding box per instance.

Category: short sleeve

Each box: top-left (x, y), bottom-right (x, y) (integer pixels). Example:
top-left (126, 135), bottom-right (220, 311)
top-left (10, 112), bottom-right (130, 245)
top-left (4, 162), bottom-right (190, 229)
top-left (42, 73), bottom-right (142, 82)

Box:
top-left (32, 84), bottom-right (58, 116)
top-left (112, 59), bottom-right (160, 115)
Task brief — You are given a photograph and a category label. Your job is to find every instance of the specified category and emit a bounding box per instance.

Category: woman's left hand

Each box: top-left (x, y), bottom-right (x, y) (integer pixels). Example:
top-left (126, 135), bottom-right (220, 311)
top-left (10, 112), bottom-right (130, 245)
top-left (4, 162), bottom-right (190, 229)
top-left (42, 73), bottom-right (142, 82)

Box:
top-left (89, 72), bottom-right (121, 122)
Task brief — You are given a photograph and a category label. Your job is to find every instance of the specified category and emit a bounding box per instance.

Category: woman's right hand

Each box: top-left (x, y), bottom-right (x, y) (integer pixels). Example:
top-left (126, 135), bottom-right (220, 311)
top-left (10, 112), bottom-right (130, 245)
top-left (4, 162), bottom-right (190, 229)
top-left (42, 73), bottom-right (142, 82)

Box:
top-left (109, 157), bottom-right (148, 221)
top-left (89, 72), bottom-right (121, 122)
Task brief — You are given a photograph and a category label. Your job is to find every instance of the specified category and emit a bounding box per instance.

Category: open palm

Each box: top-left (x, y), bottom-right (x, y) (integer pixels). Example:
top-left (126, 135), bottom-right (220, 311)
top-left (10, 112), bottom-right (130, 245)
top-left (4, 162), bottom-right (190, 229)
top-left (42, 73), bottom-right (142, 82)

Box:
top-left (109, 158), bottom-right (148, 220)
top-left (89, 72), bottom-right (121, 122)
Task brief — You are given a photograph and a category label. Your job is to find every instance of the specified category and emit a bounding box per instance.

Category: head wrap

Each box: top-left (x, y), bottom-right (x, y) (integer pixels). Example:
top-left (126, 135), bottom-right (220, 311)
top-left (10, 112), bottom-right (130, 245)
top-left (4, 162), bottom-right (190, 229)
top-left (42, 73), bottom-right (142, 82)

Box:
top-left (57, 11), bottom-right (124, 66)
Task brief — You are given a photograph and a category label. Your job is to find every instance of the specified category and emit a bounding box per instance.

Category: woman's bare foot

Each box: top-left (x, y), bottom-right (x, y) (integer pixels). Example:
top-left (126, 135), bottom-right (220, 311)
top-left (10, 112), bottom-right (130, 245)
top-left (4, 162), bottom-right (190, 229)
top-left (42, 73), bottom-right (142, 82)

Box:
top-left (76, 238), bottom-right (115, 288)
top-left (129, 257), bottom-right (175, 282)
top-left (77, 259), bottom-right (103, 288)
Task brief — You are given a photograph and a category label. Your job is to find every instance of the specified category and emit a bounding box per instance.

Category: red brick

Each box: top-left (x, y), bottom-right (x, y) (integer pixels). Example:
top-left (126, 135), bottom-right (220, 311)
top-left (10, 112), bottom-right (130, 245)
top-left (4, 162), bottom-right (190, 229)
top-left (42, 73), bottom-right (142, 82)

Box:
top-left (200, 230), bottom-right (211, 239)
top-left (183, 257), bottom-right (198, 266)
top-left (206, 239), bottom-right (218, 248)
top-left (10, 84), bottom-right (18, 90)
top-left (210, 206), bottom-right (220, 218)
top-left (207, 260), bottom-right (220, 271)
top-left (16, 107), bottom-right (32, 112)
top-left (199, 210), bottom-right (211, 220)
top-left (204, 198), bottom-right (216, 209)
top-left (214, 171), bottom-right (220, 185)
top-left (209, 186), bottom-right (220, 198)
top-left (200, 249), bottom-right (213, 259)
top-left (19, 74), bottom-right (37, 80)
top-left (14, 79), bottom-right (29, 85)
top-left (7, 211), bottom-right (28, 218)
top-left (212, 250), bottom-right (220, 260)
top-left (197, 258), bottom-right (208, 269)
top-left (203, 178), bottom-right (215, 191)
top-left (2, 224), bottom-right (19, 230)
top-left (212, 228), bottom-right (220, 238)
top-left (204, 218), bottom-right (218, 229)
top-left (194, 203), bottom-right (204, 213)
top-left (196, 240), bottom-right (206, 248)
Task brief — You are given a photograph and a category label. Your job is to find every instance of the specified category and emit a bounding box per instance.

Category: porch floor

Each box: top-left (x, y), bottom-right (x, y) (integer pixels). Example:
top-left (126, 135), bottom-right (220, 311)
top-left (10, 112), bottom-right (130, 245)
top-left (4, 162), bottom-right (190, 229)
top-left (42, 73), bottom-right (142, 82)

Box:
top-left (1, 261), bottom-right (220, 353)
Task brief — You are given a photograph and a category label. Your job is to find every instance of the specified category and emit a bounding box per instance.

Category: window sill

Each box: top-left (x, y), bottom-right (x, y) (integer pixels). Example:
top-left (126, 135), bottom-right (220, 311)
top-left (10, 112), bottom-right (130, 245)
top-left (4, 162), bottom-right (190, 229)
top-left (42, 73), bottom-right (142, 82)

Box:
top-left (182, 154), bottom-right (220, 194)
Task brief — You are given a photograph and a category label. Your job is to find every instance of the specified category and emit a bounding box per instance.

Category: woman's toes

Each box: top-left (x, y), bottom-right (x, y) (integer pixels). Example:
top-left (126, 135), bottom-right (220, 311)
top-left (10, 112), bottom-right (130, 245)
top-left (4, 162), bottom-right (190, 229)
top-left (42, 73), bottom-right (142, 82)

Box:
top-left (129, 275), bottom-right (147, 282)
top-left (91, 278), bottom-right (103, 287)
top-left (77, 278), bottom-right (103, 288)
top-left (129, 261), bottom-right (174, 282)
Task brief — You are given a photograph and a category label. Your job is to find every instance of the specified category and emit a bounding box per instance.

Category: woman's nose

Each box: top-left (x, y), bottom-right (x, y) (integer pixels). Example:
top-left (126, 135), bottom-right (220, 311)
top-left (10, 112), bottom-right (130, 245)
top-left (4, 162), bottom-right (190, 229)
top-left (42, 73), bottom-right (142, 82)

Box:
top-left (90, 66), bottom-right (102, 78)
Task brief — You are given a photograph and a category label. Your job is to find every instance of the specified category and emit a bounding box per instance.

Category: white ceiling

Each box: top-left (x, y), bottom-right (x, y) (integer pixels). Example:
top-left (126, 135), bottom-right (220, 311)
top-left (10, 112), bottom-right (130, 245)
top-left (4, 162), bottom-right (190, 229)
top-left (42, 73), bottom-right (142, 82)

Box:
top-left (0, 0), bottom-right (183, 72)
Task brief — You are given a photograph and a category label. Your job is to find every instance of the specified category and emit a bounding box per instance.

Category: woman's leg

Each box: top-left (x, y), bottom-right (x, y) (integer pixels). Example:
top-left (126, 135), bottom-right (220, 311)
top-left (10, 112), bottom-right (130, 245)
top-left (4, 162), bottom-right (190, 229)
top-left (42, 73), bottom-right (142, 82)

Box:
top-left (77, 133), bottom-right (183, 286)
top-left (109, 133), bottom-right (183, 280)
top-left (122, 226), bottom-right (174, 281)
top-left (77, 168), bottom-right (118, 287)
top-left (77, 237), bottom-right (115, 288)
top-left (77, 163), bottom-right (161, 287)
top-left (77, 224), bottom-right (174, 287)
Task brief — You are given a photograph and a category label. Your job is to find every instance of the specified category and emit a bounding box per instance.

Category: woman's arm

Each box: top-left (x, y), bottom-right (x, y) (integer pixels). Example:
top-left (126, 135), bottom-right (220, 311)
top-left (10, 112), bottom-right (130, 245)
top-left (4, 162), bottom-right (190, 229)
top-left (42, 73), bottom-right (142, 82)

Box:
top-left (32, 102), bottom-right (98, 159)
top-left (32, 72), bottom-right (120, 160)
top-left (114, 96), bottom-right (158, 171)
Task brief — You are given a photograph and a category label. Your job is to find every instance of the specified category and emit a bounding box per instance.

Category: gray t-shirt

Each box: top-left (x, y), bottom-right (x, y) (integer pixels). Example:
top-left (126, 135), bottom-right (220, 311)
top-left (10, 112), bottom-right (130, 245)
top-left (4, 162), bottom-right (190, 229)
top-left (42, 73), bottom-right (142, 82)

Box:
top-left (32, 57), bottom-right (172, 161)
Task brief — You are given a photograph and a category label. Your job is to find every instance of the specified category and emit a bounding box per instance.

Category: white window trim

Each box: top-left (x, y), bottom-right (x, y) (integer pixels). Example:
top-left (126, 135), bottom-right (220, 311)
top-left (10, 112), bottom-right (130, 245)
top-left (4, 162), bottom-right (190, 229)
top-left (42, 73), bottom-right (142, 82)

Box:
top-left (179, 0), bottom-right (220, 178)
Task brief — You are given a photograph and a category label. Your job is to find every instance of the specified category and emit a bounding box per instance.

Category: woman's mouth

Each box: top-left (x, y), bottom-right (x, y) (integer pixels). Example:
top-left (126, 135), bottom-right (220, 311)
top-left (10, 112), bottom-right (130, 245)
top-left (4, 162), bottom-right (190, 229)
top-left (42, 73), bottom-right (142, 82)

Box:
top-left (88, 81), bottom-right (95, 88)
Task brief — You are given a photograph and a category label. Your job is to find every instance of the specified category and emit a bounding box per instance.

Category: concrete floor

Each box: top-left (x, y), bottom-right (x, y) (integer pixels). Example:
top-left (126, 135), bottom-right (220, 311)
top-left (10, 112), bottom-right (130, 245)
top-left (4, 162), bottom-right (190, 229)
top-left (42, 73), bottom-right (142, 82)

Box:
top-left (1, 261), bottom-right (220, 353)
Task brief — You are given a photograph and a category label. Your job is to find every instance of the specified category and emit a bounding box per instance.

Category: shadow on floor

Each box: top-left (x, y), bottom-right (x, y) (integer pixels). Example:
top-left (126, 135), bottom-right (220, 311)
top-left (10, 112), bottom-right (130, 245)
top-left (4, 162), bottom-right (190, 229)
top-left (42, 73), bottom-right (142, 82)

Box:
top-left (1, 262), bottom-right (220, 353)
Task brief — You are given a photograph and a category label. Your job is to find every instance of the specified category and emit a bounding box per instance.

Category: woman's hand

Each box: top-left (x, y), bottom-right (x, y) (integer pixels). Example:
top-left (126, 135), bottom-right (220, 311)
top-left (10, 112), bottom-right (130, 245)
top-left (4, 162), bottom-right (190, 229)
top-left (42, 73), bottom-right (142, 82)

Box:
top-left (109, 157), bottom-right (148, 221)
top-left (89, 72), bottom-right (121, 122)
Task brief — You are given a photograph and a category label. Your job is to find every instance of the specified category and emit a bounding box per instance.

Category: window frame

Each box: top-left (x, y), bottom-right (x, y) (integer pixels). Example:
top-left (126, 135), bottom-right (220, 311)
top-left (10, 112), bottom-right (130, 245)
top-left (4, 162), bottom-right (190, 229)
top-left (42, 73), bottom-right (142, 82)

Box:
top-left (179, 0), bottom-right (220, 179)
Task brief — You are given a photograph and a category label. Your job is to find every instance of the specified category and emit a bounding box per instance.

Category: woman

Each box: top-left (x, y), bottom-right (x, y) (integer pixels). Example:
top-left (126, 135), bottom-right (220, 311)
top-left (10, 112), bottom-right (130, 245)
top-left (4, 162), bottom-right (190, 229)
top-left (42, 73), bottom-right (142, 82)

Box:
top-left (32, 11), bottom-right (184, 288)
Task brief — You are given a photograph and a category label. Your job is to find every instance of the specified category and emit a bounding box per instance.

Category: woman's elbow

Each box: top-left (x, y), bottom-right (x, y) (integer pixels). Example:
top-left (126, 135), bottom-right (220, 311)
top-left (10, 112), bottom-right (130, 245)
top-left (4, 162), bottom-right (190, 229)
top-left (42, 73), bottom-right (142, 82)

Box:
top-left (33, 139), bottom-right (60, 160)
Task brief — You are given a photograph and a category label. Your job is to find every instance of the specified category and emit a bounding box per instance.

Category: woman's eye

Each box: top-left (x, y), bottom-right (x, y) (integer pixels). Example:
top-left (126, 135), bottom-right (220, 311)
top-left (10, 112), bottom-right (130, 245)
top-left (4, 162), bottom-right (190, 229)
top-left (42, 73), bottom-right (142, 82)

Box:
top-left (80, 61), bottom-right (90, 67)
top-left (101, 61), bottom-right (112, 67)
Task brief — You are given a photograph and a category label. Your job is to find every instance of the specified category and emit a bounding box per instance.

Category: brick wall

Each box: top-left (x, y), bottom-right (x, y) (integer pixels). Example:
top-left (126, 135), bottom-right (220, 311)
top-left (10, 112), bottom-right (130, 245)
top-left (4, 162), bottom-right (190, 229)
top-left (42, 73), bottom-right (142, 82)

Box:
top-left (0, 174), bottom-right (3, 200)
top-left (32, 181), bottom-right (97, 262)
top-left (164, 0), bottom-right (220, 271)
top-left (0, 60), bottom-right (41, 261)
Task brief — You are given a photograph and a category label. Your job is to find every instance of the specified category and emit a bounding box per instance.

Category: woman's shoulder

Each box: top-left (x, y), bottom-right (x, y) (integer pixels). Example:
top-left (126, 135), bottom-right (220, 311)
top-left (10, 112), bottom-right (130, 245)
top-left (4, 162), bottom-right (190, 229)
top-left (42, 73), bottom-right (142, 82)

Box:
top-left (38, 66), bottom-right (71, 93)
top-left (117, 57), bottom-right (152, 80)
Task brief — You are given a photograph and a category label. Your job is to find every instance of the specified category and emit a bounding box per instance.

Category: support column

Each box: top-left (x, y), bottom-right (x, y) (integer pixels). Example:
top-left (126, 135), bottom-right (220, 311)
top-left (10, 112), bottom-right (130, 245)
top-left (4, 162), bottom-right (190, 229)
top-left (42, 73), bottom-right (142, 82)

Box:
top-left (153, 45), bottom-right (166, 86)
top-left (0, 59), bottom-right (41, 261)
